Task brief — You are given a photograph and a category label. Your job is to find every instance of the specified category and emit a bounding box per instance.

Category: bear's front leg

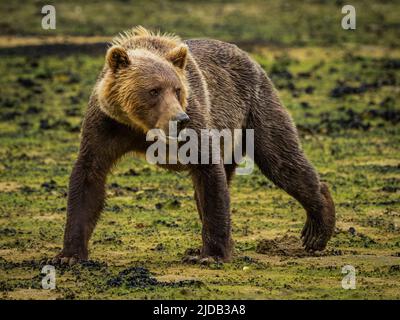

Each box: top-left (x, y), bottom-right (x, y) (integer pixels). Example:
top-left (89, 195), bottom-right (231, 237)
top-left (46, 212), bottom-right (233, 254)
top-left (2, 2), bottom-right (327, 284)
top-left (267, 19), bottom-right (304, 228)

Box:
top-left (53, 152), bottom-right (108, 265)
top-left (52, 109), bottom-right (135, 265)
top-left (188, 164), bottom-right (232, 263)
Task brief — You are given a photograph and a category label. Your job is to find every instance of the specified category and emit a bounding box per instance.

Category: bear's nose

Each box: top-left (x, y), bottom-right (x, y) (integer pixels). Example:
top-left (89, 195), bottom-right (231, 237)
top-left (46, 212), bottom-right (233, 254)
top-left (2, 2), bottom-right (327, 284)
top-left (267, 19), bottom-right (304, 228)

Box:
top-left (174, 112), bottom-right (190, 131)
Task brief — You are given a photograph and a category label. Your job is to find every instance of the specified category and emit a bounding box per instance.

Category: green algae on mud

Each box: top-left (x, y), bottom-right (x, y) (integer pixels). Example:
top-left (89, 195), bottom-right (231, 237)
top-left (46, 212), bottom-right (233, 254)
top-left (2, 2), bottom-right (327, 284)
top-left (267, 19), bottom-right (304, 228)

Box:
top-left (0, 44), bottom-right (399, 299)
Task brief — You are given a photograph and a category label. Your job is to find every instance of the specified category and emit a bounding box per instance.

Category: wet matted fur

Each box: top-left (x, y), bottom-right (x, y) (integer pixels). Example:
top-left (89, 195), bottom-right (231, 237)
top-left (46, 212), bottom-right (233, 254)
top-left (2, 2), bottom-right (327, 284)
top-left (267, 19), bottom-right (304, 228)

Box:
top-left (53, 26), bottom-right (335, 265)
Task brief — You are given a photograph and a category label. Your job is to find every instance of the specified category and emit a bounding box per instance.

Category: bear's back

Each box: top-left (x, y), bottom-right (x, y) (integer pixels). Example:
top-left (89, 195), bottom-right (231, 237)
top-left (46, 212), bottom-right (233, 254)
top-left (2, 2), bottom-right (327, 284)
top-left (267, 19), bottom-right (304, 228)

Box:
top-left (185, 38), bottom-right (260, 75)
top-left (184, 39), bottom-right (264, 130)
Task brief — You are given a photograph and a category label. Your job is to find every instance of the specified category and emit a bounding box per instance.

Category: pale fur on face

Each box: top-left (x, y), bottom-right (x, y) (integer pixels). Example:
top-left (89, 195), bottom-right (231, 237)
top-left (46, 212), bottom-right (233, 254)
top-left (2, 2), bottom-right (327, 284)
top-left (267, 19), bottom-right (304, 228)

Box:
top-left (97, 41), bottom-right (189, 133)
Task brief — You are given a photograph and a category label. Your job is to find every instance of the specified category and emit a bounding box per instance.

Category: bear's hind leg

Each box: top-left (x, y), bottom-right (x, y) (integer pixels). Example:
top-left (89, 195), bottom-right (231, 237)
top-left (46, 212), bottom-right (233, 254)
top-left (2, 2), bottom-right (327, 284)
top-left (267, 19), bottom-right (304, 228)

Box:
top-left (248, 107), bottom-right (335, 251)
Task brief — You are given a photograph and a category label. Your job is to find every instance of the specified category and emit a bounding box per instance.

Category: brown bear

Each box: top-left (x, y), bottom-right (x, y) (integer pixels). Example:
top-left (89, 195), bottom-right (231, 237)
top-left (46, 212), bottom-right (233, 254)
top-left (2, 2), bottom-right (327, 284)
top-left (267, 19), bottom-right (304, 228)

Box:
top-left (53, 26), bottom-right (335, 265)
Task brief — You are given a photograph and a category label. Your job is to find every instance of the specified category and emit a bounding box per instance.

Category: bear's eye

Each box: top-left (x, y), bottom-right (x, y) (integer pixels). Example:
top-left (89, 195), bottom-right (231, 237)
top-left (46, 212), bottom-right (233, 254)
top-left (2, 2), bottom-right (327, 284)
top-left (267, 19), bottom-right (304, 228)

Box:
top-left (175, 88), bottom-right (181, 100)
top-left (149, 88), bottom-right (161, 97)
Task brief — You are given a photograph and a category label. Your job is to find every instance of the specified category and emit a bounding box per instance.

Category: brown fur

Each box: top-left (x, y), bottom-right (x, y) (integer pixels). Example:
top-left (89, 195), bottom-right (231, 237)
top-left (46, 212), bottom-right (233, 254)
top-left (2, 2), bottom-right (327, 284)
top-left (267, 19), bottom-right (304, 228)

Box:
top-left (54, 26), bottom-right (335, 265)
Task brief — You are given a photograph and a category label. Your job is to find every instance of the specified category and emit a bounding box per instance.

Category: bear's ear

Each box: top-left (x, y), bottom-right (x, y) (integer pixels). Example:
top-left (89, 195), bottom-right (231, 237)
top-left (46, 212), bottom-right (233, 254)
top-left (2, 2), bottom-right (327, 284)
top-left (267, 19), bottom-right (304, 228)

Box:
top-left (106, 46), bottom-right (130, 72)
top-left (166, 45), bottom-right (188, 69)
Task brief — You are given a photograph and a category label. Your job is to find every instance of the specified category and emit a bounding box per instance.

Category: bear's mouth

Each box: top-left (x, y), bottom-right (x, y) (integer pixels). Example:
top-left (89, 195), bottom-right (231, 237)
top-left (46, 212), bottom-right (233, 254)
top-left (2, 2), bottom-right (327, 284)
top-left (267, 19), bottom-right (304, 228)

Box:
top-left (165, 135), bottom-right (179, 140)
top-left (162, 135), bottom-right (179, 144)
top-left (146, 129), bottom-right (179, 144)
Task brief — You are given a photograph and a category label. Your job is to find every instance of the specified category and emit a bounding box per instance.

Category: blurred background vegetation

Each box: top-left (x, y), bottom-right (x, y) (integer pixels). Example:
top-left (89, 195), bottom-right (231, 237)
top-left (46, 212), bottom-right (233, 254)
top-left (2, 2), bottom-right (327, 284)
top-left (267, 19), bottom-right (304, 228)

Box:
top-left (0, 0), bottom-right (399, 47)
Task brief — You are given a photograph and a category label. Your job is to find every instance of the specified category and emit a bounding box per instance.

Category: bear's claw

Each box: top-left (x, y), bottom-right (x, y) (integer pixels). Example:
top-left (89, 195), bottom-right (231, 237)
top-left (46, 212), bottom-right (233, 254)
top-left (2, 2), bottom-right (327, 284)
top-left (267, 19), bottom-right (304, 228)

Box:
top-left (301, 218), bottom-right (329, 251)
top-left (49, 253), bottom-right (83, 266)
top-left (301, 183), bottom-right (336, 252)
top-left (182, 255), bottom-right (219, 265)
top-left (182, 247), bottom-right (224, 265)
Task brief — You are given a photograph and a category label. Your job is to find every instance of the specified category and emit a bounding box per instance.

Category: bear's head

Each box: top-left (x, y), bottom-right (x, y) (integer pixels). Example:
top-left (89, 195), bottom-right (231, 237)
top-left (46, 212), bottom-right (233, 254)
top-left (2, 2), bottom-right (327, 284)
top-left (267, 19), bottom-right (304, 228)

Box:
top-left (97, 44), bottom-right (190, 137)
